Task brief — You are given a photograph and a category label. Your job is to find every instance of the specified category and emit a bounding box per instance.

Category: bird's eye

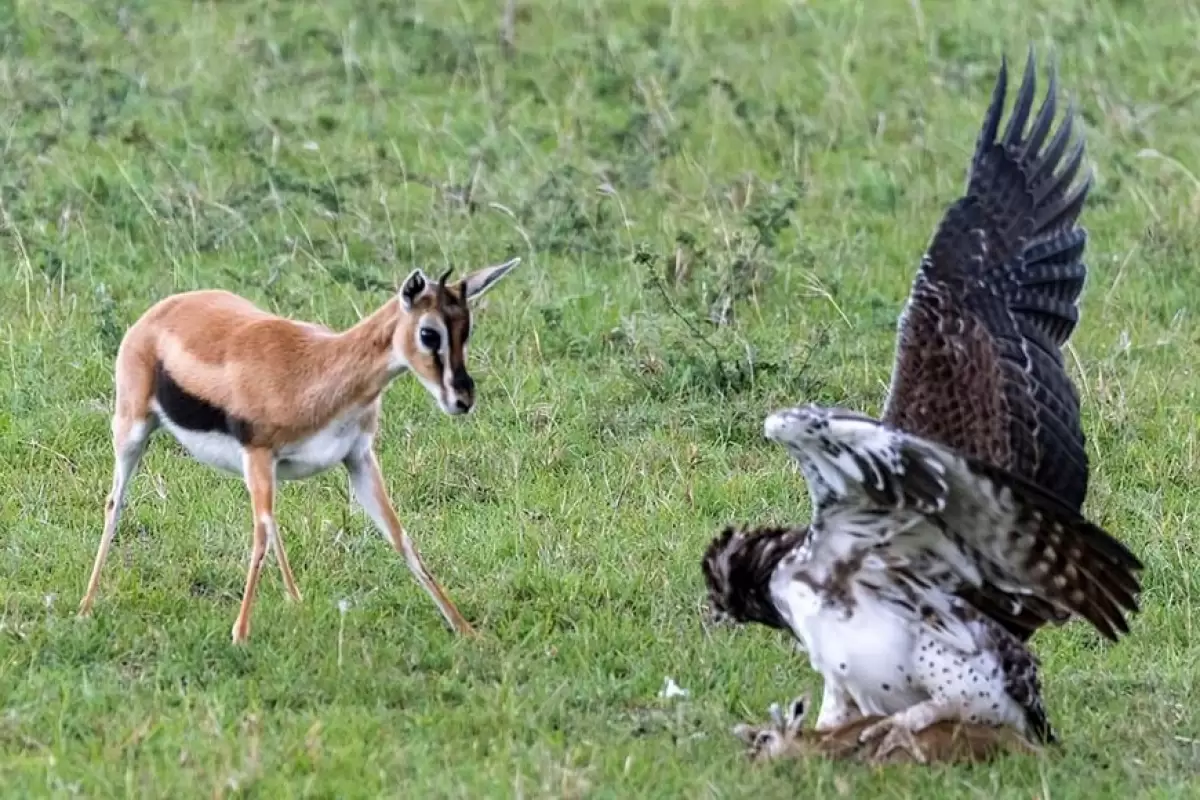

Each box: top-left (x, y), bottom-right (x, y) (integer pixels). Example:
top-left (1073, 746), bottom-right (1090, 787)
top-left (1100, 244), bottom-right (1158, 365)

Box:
top-left (419, 328), bottom-right (442, 351)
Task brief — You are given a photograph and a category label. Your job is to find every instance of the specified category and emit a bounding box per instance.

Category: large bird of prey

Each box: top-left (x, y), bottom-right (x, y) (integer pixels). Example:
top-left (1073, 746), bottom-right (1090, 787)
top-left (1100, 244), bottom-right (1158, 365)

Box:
top-left (700, 50), bottom-right (1144, 759)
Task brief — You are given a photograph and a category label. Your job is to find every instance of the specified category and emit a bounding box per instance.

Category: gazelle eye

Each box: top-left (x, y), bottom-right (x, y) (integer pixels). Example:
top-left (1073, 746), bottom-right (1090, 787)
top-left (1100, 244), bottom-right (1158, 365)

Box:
top-left (418, 328), bottom-right (441, 351)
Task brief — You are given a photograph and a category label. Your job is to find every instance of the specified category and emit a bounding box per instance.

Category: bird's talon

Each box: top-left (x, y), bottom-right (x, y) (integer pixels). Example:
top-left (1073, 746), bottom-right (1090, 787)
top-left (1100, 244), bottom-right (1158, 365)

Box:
top-left (874, 724), bottom-right (928, 764)
top-left (859, 717), bottom-right (893, 744)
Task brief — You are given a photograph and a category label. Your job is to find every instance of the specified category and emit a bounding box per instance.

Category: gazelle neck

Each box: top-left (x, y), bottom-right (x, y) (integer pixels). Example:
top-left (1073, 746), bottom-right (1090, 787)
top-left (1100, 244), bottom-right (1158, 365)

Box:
top-left (303, 297), bottom-right (406, 420)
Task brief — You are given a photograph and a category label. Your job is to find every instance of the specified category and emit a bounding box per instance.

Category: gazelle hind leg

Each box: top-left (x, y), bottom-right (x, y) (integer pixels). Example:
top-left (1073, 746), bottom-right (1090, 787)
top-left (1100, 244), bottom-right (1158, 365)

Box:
top-left (271, 523), bottom-right (302, 602)
top-left (344, 447), bottom-right (476, 636)
top-left (79, 414), bottom-right (156, 616)
top-left (232, 448), bottom-right (277, 644)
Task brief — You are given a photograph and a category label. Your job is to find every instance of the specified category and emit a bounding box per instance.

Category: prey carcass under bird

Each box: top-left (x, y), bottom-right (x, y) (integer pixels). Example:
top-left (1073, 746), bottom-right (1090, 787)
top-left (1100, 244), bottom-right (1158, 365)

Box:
top-left (700, 50), bottom-right (1144, 761)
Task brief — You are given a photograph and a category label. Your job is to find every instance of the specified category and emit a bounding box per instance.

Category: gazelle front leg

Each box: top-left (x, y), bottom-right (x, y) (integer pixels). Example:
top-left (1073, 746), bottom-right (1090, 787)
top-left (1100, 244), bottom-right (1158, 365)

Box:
top-left (79, 414), bottom-right (157, 616)
top-left (232, 447), bottom-right (280, 644)
top-left (343, 446), bottom-right (476, 636)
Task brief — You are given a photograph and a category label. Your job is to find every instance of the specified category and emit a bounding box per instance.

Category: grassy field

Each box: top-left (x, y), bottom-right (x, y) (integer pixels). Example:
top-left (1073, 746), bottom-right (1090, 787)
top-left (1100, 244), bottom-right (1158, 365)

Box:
top-left (1, 0), bottom-right (1198, 796)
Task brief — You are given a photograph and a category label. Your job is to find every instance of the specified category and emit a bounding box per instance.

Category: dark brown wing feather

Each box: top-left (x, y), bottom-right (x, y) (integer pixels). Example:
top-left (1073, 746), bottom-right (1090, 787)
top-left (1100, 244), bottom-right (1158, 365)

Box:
top-left (881, 49), bottom-right (1094, 639)
top-left (956, 454), bottom-right (1142, 642)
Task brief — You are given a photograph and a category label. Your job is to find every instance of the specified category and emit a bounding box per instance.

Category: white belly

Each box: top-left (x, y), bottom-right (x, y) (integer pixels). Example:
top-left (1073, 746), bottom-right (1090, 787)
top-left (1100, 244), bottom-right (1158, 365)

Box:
top-left (155, 413), bottom-right (246, 475)
top-left (153, 404), bottom-right (366, 480)
top-left (809, 599), bottom-right (927, 715)
top-left (772, 571), bottom-right (926, 716)
top-left (275, 415), bottom-right (365, 480)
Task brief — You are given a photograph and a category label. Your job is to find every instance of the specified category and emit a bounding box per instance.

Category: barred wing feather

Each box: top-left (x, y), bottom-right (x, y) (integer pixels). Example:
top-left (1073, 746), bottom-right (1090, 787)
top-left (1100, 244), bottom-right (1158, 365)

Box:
top-left (764, 405), bottom-right (1143, 642)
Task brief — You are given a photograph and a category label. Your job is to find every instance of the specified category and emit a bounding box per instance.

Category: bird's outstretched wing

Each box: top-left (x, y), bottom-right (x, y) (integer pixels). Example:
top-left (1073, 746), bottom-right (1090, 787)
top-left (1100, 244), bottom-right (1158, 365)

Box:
top-left (764, 405), bottom-right (1143, 642)
top-left (881, 48), bottom-right (1092, 513)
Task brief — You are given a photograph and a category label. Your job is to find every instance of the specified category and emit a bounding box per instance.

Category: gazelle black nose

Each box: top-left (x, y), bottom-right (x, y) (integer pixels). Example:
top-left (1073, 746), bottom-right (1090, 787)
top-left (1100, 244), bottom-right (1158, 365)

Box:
top-left (454, 397), bottom-right (473, 412)
top-left (450, 369), bottom-right (474, 395)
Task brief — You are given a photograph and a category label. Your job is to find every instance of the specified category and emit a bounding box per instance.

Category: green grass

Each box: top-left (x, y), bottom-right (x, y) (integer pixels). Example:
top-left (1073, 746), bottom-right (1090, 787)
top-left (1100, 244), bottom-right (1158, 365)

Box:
top-left (1, 0), bottom-right (1198, 796)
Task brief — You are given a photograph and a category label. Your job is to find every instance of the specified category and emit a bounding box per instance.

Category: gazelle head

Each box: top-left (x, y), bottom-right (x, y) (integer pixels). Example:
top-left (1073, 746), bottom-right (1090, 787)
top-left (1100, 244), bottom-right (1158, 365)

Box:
top-left (732, 695), bottom-right (811, 762)
top-left (395, 257), bottom-right (521, 416)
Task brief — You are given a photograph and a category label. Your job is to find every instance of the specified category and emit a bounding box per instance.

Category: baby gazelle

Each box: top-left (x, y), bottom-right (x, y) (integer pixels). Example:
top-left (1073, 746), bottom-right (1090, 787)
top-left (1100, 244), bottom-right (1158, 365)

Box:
top-left (77, 258), bottom-right (520, 644)
top-left (733, 695), bottom-right (1042, 766)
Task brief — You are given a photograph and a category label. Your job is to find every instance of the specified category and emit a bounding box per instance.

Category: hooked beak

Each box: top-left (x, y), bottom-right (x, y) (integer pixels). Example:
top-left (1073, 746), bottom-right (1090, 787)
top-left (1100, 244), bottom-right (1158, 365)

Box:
top-left (701, 602), bottom-right (735, 630)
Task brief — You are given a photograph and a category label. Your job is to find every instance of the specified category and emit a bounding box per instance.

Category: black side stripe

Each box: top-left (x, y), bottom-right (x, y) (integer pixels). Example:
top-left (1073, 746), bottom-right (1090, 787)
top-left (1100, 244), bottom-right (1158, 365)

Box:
top-left (153, 361), bottom-right (255, 445)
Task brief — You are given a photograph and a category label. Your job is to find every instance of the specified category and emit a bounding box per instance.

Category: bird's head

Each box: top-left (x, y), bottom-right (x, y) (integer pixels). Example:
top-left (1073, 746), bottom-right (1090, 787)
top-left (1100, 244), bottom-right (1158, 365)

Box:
top-left (701, 524), bottom-right (808, 631)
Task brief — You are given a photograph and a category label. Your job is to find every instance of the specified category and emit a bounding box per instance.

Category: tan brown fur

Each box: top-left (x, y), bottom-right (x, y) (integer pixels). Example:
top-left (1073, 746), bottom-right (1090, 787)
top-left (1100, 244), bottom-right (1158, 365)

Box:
top-left (734, 696), bottom-right (1041, 767)
top-left (114, 287), bottom-right (463, 447)
top-left (78, 258), bottom-right (520, 644)
top-left (753, 717), bottom-right (1039, 766)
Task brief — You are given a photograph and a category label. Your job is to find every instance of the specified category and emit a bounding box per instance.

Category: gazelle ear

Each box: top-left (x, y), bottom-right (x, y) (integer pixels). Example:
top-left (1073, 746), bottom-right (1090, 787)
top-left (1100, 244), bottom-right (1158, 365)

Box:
top-left (460, 257), bottom-right (521, 301)
top-left (785, 694), bottom-right (809, 734)
top-left (399, 269), bottom-right (429, 311)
